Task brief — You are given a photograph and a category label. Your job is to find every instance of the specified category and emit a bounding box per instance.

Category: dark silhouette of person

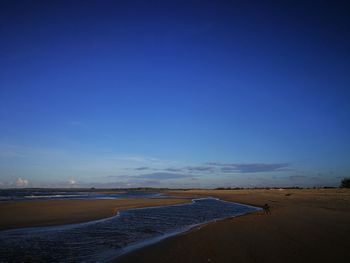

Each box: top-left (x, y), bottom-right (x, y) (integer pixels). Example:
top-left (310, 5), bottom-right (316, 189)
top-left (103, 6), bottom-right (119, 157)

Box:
top-left (263, 203), bottom-right (271, 215)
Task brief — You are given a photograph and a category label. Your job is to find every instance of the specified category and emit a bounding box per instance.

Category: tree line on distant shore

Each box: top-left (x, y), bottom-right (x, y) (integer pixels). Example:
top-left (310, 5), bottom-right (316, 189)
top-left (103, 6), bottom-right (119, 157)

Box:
top-left (341, 178), bottom-right (350, 188)
top-left (214, 186), bottom-right (335, 190)
top-left (215, 178), bottom-right (350, 190)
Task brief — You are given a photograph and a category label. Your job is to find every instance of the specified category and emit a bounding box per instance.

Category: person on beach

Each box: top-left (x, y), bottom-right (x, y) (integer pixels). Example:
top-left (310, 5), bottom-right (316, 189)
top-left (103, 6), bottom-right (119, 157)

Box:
top-left (263, 203), bottom-right (271, 215)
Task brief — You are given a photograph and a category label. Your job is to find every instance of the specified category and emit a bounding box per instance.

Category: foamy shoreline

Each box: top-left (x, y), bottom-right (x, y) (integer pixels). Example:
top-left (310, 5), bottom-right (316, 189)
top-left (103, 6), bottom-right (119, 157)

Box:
top-left (0, 198), bottom-right (259, 262)
top-left (116, 189), bottom-right (350, 263)
top-left (0, 197), bottom-right (191, 230)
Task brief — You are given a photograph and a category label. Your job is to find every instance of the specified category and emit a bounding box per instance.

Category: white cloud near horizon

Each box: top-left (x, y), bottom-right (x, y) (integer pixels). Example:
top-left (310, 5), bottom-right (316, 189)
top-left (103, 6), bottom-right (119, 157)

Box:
top-left (15, 177), bottom-right (29, 187)
top-left (0, 143), bottom-right (343, 188)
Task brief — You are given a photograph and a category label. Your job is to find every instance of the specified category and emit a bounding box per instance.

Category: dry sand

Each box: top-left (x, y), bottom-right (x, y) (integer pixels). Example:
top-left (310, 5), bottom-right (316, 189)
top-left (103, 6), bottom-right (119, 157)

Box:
top-left (0, 197), bottom-right (190, 230)
top-left (1, 189), bottom-right (349, 263)
top-left (116, 188), bottom-right (350, 263)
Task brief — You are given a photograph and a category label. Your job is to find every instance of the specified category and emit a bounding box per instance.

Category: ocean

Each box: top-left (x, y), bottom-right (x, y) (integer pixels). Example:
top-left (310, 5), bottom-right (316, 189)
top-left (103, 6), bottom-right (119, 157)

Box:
top-left (0, 189), bottom-right (161, 201)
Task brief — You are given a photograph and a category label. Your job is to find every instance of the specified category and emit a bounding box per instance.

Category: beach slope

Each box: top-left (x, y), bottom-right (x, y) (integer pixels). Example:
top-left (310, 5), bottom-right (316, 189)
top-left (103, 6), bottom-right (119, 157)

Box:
top-left (116, 189), bottom-right (350, 263)
top-left (0, 197), bottom-right (190, 230)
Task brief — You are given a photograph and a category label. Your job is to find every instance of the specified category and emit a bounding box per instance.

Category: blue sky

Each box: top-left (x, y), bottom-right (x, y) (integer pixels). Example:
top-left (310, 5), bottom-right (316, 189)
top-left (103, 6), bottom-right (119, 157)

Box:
top-left (1, 0), bottom-right (349, 188)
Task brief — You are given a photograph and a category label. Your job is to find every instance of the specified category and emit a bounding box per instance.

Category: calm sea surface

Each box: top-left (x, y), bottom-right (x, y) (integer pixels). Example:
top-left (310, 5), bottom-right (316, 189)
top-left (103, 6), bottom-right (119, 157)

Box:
top-left (0, 189), bottom-right (161, 201)
top-left (0, 198), bottom-right (260, 263)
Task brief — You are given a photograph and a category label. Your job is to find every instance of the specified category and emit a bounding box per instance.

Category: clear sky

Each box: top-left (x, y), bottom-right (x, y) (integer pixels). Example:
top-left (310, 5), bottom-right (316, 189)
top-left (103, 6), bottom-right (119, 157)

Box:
top-left (1, 0), bottom-right (349, 188)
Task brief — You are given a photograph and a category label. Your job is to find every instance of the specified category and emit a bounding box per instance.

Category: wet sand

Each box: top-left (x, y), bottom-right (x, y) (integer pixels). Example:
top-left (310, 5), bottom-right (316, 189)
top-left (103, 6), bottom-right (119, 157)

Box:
top-left (0, 198), bottom-right (190, 230)
top-left (116, 189), bottom-right (350, 263)
top-left (1, 189), bottom-right (349, 263)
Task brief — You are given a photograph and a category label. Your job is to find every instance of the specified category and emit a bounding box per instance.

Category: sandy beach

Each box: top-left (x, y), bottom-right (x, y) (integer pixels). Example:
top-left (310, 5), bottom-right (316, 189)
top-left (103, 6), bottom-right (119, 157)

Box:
top-left (116, 188), bottom-right (350, 263)
top-left (1, 189), bottom-right (349, 263)
top-left (0, 197), bottom-right (190, 230)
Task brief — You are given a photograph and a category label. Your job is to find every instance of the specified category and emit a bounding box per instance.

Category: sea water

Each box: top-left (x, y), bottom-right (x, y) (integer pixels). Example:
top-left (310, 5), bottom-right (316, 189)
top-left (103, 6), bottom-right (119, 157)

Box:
top-left (0, 198), bottom-right (260, 263)
top-left (0, 190), bottom-right (161, 201)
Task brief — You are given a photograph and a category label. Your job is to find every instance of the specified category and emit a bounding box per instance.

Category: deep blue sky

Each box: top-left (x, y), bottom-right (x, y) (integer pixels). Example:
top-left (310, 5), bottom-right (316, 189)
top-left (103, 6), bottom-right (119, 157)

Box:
top-left (1, 0), bottom-right (349, 188)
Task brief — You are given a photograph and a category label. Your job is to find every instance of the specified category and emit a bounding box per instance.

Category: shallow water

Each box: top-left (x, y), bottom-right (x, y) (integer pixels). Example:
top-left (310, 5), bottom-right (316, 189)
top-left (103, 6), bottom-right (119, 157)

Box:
top-left (0, 198), bottom-right (260, 263)
top-left (0, 190), bottom-right (161, 201)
